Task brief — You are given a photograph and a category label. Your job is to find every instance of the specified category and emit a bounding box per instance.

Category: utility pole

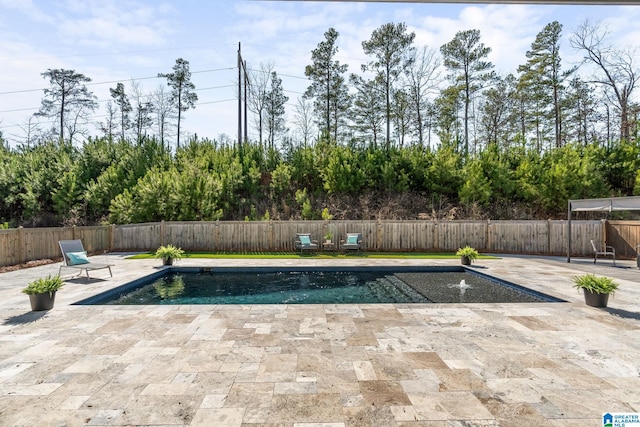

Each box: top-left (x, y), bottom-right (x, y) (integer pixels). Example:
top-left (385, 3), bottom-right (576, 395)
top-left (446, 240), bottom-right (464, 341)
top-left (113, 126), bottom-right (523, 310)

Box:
top-left (238, 42), bottom-right (242, 149)
top-left (244, 59), bottom-right (248, 144)
top-left (237, 43), bottom-right (249, 149)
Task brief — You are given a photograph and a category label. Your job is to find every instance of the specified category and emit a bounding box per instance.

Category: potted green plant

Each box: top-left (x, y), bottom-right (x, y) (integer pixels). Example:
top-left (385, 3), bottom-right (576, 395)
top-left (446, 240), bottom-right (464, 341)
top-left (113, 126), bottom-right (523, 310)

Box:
top-left (456, 246), bottom-right (479, 265)
top-left (572, 273), bottom-right (619, 308)
top-left (154, 244), bottom-right (185, 266)
top-left (324, 231), bottom-right (333, 244)
top-left (22, 275), bottom-right (65, 311)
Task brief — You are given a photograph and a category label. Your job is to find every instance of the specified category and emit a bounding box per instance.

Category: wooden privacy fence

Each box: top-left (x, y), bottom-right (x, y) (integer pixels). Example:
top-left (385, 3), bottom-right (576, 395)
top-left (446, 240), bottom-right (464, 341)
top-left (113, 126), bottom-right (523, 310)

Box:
top-left (0, 219), bottom-right (621, 267)
top-left (0, 226), bottom-right (110, 267)
top-left (606, 220), bottom-right (640, 259)
top-left (112, 220), bottom-right (604, 255)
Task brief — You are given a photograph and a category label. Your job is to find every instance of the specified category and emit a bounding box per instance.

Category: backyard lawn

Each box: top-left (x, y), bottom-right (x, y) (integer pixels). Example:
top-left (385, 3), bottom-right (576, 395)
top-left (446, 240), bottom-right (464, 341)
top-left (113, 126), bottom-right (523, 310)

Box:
top-left (127, 251), bottom-right (499, 260)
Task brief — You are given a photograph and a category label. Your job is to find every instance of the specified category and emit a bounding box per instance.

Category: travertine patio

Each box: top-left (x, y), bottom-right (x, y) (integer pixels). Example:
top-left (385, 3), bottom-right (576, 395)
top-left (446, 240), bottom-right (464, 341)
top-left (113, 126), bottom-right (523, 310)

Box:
top-left (0, 254), bottom-right (638, 426)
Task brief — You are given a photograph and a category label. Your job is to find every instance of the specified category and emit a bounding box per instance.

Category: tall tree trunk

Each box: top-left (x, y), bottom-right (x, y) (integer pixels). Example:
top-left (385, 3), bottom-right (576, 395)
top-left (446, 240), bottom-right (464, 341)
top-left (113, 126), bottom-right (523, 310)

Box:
top-left (177, 86), bottom-right (182, 149)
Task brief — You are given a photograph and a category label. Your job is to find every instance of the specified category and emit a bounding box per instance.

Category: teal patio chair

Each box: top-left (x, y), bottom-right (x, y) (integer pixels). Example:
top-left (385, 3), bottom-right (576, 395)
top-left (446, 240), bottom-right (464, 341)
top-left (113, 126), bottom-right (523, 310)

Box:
top-left (341, 233), bottom-right (363, 252)
top-left (295, 233), bottom-right (318, 253)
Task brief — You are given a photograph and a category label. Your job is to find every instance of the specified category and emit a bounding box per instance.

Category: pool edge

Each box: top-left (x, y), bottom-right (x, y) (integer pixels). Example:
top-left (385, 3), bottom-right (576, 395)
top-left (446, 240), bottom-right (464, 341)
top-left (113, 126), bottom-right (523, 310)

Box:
top-left (73, 265), bottom-right (566, 306)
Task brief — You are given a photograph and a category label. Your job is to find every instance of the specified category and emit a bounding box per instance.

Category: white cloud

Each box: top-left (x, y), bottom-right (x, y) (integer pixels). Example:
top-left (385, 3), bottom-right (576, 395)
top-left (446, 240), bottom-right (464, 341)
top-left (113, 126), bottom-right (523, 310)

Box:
top-left (56, 0), bottom-right (174, 48)
top-left (0, 0), bottom-right (55, 24)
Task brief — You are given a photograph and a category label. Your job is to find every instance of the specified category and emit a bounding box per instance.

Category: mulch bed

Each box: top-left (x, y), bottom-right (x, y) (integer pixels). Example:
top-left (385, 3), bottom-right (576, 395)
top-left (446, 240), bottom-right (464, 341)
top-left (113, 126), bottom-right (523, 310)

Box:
top-left (0, 258), bottom-right (59, 273)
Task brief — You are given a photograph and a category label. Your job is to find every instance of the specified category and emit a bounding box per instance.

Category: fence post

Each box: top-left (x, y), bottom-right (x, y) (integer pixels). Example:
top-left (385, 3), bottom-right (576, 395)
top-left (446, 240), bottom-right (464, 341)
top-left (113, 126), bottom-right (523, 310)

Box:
top-left (109, 224), bottom-right (115, 251)
top-left (547, 219), bottom-right (552, 255)
top-left (17, 227), bottom-right (27, 264)
top-left (269, 222), bottom-right (274, 251)
top-left (486, 219), bottom-right (491, 252)
top-left (160, 221), bottom-right (166, 247)
top-left (215, 221), bottom-right (220, 251)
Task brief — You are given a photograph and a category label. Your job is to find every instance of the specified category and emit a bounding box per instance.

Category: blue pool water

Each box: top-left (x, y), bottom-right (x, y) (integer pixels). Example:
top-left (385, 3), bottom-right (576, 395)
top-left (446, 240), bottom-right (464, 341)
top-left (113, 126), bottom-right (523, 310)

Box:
top-left (77, 267), bottom-right (563, 305)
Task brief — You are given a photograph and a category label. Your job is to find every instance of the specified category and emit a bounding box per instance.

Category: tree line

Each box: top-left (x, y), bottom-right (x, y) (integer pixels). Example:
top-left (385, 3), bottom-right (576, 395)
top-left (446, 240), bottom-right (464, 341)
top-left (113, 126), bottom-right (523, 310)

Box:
top-left (299, 20), bottom-right (640, 157)
top-left (0, 135), bottom-right (638, 227)
top-left (13, 58), bottom-right (198, 150)
top-left (4, 19), bottom-right (639, 154)
top-left (1, 19), bottom-right (639, 226)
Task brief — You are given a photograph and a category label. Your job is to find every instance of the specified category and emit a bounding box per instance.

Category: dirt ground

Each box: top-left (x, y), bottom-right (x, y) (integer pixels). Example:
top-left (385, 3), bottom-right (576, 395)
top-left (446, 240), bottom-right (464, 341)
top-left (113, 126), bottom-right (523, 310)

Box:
top-left (0, 258), bottom-right (58, 273)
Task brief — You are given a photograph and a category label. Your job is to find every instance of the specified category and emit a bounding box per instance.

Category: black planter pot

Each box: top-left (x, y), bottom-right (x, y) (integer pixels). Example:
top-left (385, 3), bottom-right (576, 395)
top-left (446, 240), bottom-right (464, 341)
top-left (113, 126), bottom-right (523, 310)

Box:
top-left (461, 256), bottom-right (471, 266)
top-left (583, 290), bottom-right (610, 308)
top-left (28, 292), bottom-right (56, 311)
top-left (162, 257), bottom-right (174, 266)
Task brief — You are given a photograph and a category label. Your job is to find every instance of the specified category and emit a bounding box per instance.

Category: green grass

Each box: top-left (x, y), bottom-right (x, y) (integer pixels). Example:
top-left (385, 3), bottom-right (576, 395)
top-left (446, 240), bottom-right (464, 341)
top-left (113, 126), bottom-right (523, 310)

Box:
top-left (127, 251), bottom-right (499, 260)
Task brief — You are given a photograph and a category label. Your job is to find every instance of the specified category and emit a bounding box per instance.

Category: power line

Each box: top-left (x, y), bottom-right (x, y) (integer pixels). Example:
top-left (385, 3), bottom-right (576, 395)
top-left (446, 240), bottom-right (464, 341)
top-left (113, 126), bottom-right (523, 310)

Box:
top-left (196, 84), bottom-right (236, 91)
top-left (0, 43), bottom-right (237, 63)
top-left (246, 67), bottom-right (309, 81)
top-left (191, 67), bottom-right (236, 75)
top-left (278, 72), bottom-right (309, 81)
top-left (0, 83), bottom-right (237, 115)
top-left (0, 106), bottom-right (40, 114)
top-left (0, 94), bottom-right (239, 131)
top-left (0, 67), bottom-right (236, 96)
top-left (197, 98), bottom-right (236, 105)
top-left (0, 59), bottom-right (303, 136)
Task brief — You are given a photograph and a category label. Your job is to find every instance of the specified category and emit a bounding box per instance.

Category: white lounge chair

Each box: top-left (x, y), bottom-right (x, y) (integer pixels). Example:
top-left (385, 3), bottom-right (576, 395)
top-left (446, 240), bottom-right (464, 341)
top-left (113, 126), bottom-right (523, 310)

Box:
top-left (59, 240), bottom-right (113, 278)
top-left (590, 239), bottom-right (615, 266)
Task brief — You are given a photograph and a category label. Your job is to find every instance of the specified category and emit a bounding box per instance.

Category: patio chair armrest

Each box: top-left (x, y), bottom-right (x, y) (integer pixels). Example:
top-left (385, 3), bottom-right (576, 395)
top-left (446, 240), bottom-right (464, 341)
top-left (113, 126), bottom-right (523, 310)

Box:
top-left (605, 245), bottom-right (615, 253)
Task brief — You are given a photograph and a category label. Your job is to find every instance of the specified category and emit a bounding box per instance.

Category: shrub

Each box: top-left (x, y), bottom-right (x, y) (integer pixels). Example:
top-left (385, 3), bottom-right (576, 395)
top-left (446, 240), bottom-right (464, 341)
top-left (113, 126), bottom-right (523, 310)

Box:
top-left (572, 274), bottom-right (618, 295)
top-left (22, 275), bottom-right (64, 296)
top-left (455, 246), bottom-right (479, 261)
top-left (154, 244), bottom-right (185, 261)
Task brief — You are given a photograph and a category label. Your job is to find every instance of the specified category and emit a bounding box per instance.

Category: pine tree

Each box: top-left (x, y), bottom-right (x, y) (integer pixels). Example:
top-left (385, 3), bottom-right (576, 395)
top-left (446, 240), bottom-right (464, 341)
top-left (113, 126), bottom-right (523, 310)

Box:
top-left (440, 29), bottom-right (494, 158)
top-left (361, 22), bottom-right (416, 148)
top-left (350, 75), bottom-right (385, 148)
top-left (304, 28), bottom-right (350, 142)
top-left (35, 69), bottom-right (98, 142)
top-left (518, 21), bottom-right (571, 148)
top-left (158, 58), bottom-right (198, 149)
top-left (264, 72), bottom-right (288, 149)
top-left (109, 82), bottom-right (132, 142)
top-left (479, 74), bottom-right (517, 149)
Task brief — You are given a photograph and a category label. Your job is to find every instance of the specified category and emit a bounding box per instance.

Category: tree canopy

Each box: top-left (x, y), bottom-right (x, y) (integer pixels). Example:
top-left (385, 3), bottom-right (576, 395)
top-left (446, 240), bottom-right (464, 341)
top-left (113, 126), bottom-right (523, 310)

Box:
top-left (158, 58), bottom-right (198, 149)
top-left (3, 20), bottom-right (640, 227)
top-left (35, 69), bottom-right (98, 143)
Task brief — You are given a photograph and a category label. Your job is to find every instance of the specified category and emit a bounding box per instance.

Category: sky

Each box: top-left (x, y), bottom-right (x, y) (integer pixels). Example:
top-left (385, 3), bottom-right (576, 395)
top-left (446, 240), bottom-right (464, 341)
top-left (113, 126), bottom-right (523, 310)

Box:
top-left (1, 0), bottom-right (640, 148)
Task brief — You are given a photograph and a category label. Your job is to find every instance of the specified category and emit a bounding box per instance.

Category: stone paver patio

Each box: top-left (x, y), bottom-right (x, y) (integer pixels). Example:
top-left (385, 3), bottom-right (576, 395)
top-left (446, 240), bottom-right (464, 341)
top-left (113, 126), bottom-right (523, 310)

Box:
top-left (0, 253), bottom-right (638, 426)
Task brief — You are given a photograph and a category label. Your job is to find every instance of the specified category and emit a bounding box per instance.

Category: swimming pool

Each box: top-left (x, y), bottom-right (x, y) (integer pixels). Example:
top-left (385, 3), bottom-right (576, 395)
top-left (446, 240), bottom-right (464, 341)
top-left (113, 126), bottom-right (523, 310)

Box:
top-left (76, 266), bottom-right (563, 305)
